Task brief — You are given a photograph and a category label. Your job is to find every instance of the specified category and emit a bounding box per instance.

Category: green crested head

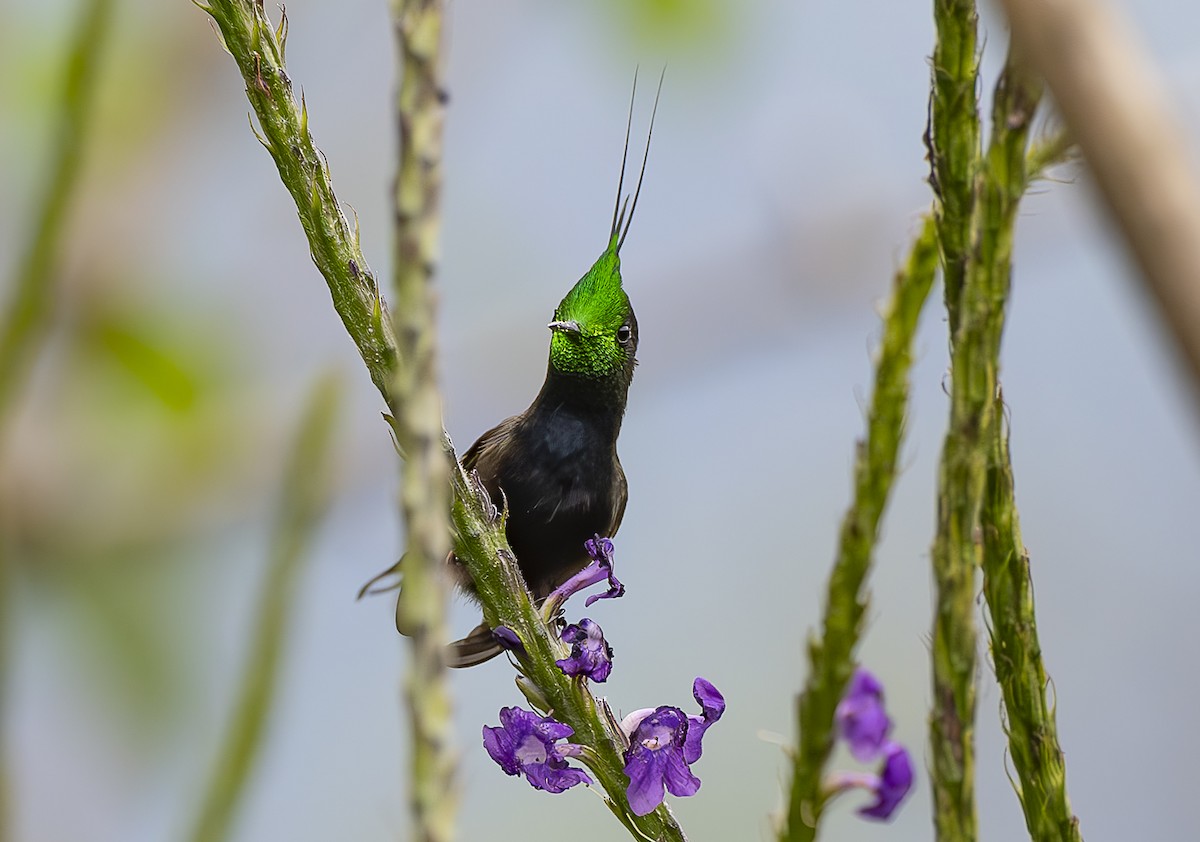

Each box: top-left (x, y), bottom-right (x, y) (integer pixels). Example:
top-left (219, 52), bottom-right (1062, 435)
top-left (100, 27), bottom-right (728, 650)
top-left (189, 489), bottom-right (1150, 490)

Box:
top-left (548, 234), bottom-right (637, 380)
top-left (546, 69), bottom-right (661, 384)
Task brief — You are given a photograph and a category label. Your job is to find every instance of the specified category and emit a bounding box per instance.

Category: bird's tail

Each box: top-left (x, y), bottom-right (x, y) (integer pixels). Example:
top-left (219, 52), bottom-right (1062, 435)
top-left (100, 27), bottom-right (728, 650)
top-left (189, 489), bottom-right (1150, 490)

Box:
top-left (361, 556), bottom-right (502, 666)
top-left (445, 621), bottom-right (502, 668)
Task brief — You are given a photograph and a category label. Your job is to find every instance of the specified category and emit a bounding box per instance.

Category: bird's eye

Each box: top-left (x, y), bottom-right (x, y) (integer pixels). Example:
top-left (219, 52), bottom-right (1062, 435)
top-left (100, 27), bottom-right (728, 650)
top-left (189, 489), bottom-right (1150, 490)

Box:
top-left (616, 325), bottom-right (632, 345)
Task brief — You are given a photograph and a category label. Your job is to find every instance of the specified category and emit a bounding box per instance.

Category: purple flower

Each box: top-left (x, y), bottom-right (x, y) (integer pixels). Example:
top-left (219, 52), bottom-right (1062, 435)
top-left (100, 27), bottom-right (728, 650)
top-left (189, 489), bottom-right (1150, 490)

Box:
top-left (827, 741), bottom-right (914, 821)
top-left (826, 666), bottom-right (914, 822)
top-left (482, 707), bottom-right (592, 793)
top-left (835, 668), bottom-right (891, 762)
top-left (621, 706), bottom-right (700, 816)
top-left (556, 618), bottom-right (614, 682)
top-left (545, 535), bottom-right (625, 614)
top-left (619, 677), bottom-right (724, 816)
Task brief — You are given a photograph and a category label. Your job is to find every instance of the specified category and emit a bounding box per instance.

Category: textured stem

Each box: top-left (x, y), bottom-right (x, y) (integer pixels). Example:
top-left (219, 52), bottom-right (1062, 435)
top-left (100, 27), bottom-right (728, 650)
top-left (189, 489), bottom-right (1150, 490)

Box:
top-left (929, 0), bottom-right (980, 335)
top-left (972, 46), bottom-right (1083, 842)
top-left (389, 2), bottom-right (456, 841)
top-left (928, 44), bottom-right (1042, 842)
top-left (187, 375), bottom-right (341, 842)
top-left (778, 217), bottom-right (939, 842)
top-left (925, 0), bottom-right (982, 837)
top-left (981, 403), bottom-right (1083, 842)
top-left (999, 0), bottom-right (1200, 406)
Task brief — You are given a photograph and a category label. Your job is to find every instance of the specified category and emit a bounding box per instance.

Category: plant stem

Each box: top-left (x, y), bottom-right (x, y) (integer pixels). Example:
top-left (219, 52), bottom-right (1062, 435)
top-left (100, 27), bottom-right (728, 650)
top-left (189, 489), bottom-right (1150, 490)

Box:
top-left (926, 0), bottom-right (983, 837)
top-left (778, 216), bottom-right (939, 842)
top-left (929, 0), bottom-right (980, 336)
top-left (928, 41), bottom-right (1043, 842)
top-left (981, 404), bottom-right (1083, 842)
top-left (975, 44), bottom-right (1083, 842)
top-left (389, 1), bottom-right (456, 840)
top-left (187, 374), bottom-right (341, 842)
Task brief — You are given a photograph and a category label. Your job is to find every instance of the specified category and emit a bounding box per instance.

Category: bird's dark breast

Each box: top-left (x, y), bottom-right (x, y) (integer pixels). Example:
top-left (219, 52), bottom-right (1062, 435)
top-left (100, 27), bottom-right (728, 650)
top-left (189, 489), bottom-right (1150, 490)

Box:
top-left (488, 409), bottom-right (625, 598)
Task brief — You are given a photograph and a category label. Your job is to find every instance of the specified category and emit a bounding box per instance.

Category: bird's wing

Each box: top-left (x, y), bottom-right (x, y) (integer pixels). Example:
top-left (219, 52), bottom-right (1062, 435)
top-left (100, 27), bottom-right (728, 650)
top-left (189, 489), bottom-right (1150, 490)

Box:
top-left (461, 414), bottom-right (522, 471)
top-left (607, 458), bottom-right (628, 536)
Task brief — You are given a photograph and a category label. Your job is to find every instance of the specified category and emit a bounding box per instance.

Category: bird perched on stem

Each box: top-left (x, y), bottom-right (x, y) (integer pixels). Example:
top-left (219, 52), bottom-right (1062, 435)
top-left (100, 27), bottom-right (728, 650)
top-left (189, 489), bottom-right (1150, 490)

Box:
top-left (367, 71), bottom-right (661, 667)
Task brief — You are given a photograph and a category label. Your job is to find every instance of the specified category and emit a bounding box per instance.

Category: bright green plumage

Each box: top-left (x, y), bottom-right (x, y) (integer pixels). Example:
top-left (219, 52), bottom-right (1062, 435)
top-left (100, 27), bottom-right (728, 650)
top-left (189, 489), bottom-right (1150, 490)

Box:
top-left (549, 235), bottom-right (632, 379)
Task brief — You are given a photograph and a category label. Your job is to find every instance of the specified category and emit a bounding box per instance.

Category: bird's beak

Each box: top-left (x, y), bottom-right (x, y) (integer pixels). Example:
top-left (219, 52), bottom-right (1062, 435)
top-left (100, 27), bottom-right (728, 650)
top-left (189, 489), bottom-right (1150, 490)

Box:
top-left (548, 319), bottom-right (582, 336)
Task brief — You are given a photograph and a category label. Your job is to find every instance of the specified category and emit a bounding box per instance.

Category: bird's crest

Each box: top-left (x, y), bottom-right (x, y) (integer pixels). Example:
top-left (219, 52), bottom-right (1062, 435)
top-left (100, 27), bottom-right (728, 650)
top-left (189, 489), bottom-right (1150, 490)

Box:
top-left (549, 69), bottom-right (663, 379)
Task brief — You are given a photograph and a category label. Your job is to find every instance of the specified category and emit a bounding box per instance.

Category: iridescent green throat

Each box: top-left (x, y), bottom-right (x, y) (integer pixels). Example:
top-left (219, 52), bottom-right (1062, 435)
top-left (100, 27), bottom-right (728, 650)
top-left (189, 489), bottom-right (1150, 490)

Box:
top-left (548, 238), bottom-right (631, 379)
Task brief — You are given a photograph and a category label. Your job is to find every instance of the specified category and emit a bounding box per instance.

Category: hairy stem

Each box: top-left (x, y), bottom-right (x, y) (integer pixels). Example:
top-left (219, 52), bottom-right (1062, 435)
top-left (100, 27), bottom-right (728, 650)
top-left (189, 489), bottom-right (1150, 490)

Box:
top-left (928, 43), bottom-right (1042, 842)
top-left (982, 404), bottom-right (1083, 842)
top-left (975, 43), bottom-right (1083, 842)
top-left (187, 374), bottom-right (341, 842)
top-left (389, 1), bottom-right (456, 840)
top-left (925, 0), bottom-right (983, 837)
top-left (929, 0), bottom-right (981, 335)
top-left (779, 216), bottom-right (939, 842)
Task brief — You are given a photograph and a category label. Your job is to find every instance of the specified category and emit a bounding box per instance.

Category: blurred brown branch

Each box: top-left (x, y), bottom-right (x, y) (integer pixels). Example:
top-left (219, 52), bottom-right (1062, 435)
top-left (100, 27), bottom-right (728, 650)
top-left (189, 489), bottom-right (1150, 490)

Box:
top-left (999, 0), bottom-right (1200, 407)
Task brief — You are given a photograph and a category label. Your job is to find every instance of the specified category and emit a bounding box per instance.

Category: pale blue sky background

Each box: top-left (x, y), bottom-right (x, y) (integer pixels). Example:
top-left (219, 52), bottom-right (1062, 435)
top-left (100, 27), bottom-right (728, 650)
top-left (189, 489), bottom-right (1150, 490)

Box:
top-left (2, 0), bottom-right (1199, 840)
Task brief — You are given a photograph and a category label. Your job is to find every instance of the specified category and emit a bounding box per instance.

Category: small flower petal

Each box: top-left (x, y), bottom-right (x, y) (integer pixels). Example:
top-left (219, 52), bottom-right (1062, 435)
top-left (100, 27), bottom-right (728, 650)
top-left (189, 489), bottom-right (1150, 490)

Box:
top-left (683, 677), bottom-right (726, 764)
top-left (836, 668), bottom-right (892, 762)
top-left (858, 742), bottom-right (914, 820)
top-left (619, 708), bottom-right (656, 735)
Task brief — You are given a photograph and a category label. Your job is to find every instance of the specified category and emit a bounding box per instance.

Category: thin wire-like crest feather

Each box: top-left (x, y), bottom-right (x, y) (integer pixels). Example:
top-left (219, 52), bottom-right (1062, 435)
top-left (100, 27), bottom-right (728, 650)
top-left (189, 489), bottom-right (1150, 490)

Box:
top-left (617, 66), bottom-right (665, 252)
top-left (610, 69), bottom-right (639, 243)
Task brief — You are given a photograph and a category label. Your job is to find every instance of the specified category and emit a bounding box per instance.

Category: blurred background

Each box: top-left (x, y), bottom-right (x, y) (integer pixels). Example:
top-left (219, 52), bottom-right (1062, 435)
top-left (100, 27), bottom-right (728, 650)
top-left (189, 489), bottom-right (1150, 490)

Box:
top-left (1, 0), bottom-right (1198, 840)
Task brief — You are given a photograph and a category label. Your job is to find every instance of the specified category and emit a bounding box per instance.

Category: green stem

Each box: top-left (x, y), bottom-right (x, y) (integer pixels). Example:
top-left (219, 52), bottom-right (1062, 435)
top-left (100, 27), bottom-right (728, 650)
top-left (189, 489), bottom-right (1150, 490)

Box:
top-left (926, 1), bottom-right (982, 838)
top-left (778, 217), bottom-right (939, 842)
top-left (981, 405), bottom-right (1083, 842)
top-left (389, 2), bottom-right (457, 841)
top-left (928, 44), bottom-right (1042, 842)
top-left (187, 374), bottom-right (341, 842)
top-left (975, 48), bottom-right (1083, 842)
top-left (929, 0), bottom-right (981, 335)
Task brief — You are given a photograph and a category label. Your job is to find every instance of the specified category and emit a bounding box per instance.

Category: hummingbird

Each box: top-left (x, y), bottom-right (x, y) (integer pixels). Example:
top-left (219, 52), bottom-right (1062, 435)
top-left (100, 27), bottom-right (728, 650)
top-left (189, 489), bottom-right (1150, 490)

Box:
top-left (365, 72), bottom-right (661, 668)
